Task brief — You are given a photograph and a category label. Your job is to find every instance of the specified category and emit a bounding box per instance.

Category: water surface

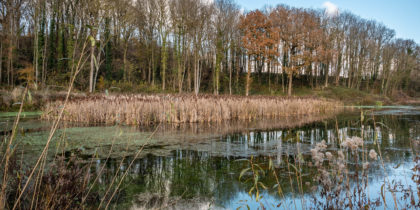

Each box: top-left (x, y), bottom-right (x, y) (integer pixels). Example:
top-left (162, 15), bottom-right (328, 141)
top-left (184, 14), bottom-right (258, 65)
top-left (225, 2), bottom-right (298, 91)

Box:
top-left (2, 107), bottom-right (419, 209)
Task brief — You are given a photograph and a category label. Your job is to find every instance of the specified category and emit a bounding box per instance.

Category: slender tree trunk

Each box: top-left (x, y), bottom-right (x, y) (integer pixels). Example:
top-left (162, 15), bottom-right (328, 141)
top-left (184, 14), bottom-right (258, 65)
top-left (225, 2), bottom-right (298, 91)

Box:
top-left (213, 52), bottom-right (218, 95)
top-left (34, 24), bottom-right (39, 88)
top-left (282, 68), bottom-right (285, 93)
top-left (93, 46), bottom-right (103, 92)
top-left (315, 64), bottom-right (319, 88)
top-left (176, 33), bottom-right (182, 93)
top-left (194, 48), bottom-right (199, 95)
top-left (235, 52), bottom-right (240, 93)
top-left (89, 44), bottom-right (95, 93)
top-left (177, 58), bottom-right (182, 93)
top-left (275, 63), bottom-right (279, 85)
top-left (229, 50), bottom-right (232, 95)
top-left (265, 61), bottom-right (269, 92)
top-left (148, 58), bottom-right (151, 84)
top-left (123, 42), bottom-right (128, 82)
top-left (246, 55), bottom-right (251, 96)
top-left (187, 59), bottom-right (191, 92)
top-left (0, 43), bottom-right (2, 85)
top-left (288, 73), bottom-right (293, 96)
top-left (151, 43), bottom-right (155, 85)
top-left (335, 52), bottom-right (342, 86)
top-left (347, 53), bottom-right (352, 88)
top-left (7, 40), bottom-right (13, 87)
top-left (161, 35), bottom-right (167, 90)
top-left (324, 62), bottom-right (329, 88)
top-left (42, 27), bottom-right (48, 86)
top-left (217, 55), bottom-right (220, 95)
top-left (309, 63), bottom-right (314, 89)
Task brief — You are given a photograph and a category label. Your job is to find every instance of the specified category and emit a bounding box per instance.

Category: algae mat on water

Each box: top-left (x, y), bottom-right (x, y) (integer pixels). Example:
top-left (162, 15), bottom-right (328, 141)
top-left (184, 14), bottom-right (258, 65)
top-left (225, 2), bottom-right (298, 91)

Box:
top-left (12, 113), bottom-right (346, 159)
top-left (0, 111), bottom-right (42, 118)
top-left (15, 126), bottom-right (159, 158)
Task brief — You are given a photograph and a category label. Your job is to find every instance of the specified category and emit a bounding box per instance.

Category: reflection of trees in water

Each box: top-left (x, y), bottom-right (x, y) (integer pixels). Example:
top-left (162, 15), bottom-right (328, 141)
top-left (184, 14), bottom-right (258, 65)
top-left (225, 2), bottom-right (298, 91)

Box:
top-left (91, 151), bottom-right (318, 208)
top-left (91, 151), bottom-right (247, 207)
top-left (88, 113), bottom-right (419, 208)
top-left (221, 114), bottom-right (418, 157)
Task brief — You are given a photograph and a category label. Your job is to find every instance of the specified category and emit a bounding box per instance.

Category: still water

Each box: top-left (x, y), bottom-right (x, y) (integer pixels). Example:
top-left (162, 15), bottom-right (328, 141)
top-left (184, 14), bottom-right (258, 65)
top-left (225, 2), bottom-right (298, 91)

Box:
top-left (2, 107), bottom-right (419, 209)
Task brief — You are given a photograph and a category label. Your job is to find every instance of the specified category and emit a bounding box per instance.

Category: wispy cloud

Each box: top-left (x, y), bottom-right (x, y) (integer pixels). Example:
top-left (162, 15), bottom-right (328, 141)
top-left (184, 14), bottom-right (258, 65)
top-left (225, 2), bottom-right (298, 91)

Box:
top-left (323, 1), bottom-right (339, 17)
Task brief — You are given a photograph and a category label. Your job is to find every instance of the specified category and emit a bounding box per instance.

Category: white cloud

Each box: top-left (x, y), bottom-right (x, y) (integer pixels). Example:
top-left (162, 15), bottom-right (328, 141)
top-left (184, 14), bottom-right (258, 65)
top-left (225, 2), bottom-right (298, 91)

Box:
top-left (323, 1), bottom-right (339, 17)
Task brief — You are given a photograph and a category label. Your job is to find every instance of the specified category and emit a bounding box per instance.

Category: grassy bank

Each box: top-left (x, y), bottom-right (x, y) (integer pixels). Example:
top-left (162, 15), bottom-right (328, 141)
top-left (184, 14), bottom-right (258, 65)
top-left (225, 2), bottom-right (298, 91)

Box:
top-left (0, 88), bottom-right (87, 112)
top-left (42, 94), bottom-right (342, 125)
top-left (254, 85), bottom-right (412, 106)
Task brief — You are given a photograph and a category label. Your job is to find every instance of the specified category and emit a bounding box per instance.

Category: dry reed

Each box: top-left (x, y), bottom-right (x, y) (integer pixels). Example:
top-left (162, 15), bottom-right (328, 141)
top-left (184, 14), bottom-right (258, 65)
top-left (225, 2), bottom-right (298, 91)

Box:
top-left (42, 94), bottom-right (343, 125)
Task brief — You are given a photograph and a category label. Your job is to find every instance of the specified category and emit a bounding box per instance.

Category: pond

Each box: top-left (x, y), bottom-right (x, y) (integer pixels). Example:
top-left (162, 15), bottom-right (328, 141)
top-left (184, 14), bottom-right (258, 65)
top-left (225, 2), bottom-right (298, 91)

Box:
top-left (1, 106), bottom-right (419, 209)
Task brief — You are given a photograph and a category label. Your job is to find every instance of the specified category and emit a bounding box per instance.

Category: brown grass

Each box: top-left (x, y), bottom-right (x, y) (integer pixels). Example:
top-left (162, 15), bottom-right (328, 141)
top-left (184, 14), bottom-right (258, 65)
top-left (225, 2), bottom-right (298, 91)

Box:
top-left (42, 94), bottom-right (343, 125)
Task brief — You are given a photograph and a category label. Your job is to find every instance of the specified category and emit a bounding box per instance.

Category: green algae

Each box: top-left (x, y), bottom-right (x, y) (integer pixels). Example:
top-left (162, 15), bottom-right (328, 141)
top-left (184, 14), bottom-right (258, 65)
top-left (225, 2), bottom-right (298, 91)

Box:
top-left (14, 125), bottom-right (160, 158)
top-left (0, 111), bottom-right (42, 118)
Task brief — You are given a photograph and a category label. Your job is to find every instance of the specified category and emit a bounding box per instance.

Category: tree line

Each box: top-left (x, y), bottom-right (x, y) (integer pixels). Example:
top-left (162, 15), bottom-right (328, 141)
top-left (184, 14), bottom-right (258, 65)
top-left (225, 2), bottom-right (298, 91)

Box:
top-left (0, 0), bottom-right (419, 96)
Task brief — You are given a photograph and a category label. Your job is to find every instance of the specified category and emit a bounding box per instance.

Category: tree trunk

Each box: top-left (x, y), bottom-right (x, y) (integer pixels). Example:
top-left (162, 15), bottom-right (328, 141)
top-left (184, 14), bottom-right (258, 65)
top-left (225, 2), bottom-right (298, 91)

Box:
top-left (282, 68), bottom-right (285, 93)
top-left (0, 43), bottom-right (2, 85)
top-left (246, 55), bottom-right (251, 96)
top-left (176, 33), bottom-right (182, 93)
top-left (229, 51), bottom-right (232, 95)
top-left (161, 36), bottom-right (167, 90)
top-left (33, 25), bottom-right (39, 88)
top-left (335, 52), bottom-right (342, 86)
top-left (268, 61), bottom-right (271, 92)
top-left (288, 73), bottom-right (293, 96)
top-left (123, 42), bottom-right (128, 82)
top-left (324, 62), bottom-right (329, 88)
top-left (194, 48), bottom-right (199, 95)
top-left (42, 33), bottom-right (48, 86)
top-left (235, 52), bottom-right (240, 93)
top-left (148, 58), bottom-right (151, 84)
top-left (7, 39), bottom-right (13, 87)
top-left (89, 44), bottom-right (95, 93)
top-left (275, 63), bottom-right (279, 85)
top-left (314, 64), bottom-right (317, 89)
top-left (93, 46), bottom-right (103, 93)
top-left (309, 63), bottom-right (314, 89)
top-left (151, 44), bottom-right (155, 85)
top-left (187, 57), bottom-right (191, 92)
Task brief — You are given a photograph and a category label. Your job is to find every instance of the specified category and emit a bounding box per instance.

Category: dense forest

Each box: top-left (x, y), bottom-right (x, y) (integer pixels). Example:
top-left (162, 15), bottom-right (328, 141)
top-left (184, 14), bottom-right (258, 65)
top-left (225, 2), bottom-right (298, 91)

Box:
top-left (0, 0), bottom-right (419, 96)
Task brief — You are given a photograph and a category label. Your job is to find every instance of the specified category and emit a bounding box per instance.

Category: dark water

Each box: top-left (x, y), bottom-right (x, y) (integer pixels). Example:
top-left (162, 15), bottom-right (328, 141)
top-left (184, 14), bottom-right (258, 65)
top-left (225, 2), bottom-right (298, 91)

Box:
top-left (2, 107), bottom-right (420, 209)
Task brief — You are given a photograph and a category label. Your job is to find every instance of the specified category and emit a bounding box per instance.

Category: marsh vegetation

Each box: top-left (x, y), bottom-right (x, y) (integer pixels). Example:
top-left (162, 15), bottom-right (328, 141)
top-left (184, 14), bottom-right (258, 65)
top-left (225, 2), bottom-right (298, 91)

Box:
top-left (42, 94), bottom-right (342, 125)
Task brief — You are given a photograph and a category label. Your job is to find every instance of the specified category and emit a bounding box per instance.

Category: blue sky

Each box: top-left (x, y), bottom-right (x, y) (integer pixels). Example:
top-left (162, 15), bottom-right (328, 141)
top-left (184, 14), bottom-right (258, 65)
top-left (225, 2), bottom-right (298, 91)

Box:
top-left (236, 0), bottom-right (420, 44)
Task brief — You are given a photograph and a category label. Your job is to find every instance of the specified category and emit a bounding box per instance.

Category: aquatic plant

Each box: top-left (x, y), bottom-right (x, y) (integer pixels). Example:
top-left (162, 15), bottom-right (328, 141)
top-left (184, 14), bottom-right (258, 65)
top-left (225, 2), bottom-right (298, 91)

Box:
top-left (310, 136), bottom-right (382, 209)
top-left (43, 94), bottom-right (343, 125)
top-left (238, 156), bottom-right (267, 202)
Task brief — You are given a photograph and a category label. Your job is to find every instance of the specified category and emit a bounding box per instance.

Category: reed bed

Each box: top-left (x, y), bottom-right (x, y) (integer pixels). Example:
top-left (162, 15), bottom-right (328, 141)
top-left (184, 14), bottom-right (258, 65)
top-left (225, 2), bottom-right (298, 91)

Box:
top-left (42, 94), bottom-right (343, 125)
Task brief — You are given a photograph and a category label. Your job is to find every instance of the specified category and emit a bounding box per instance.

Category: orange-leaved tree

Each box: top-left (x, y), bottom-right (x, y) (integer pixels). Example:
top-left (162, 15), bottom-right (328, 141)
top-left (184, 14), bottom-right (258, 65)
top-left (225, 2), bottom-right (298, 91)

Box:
top-left (240, 10), bottom-right (276, 96)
